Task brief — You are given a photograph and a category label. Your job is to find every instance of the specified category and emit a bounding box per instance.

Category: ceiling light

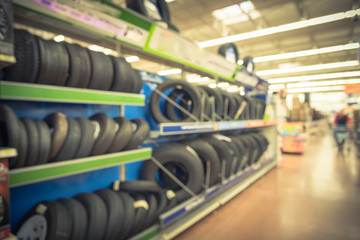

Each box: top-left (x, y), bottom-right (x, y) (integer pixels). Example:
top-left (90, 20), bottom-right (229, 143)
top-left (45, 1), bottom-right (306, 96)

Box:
top-left (53, 35), bottom-right (65, 42)
top-left (158, 68), bottom-right (182, 76)
top-left (269, 71), bottom-right (360, 84)
top-left (287, 79), bottom-right (360, 88)
top-left (165, 0), bottom-right (175, 2)
top-left (126, 56), bottom-right (140, 62)
top-left (198, 9), bottom-right (360, 48)
top-left (257, 61), bottom-right (359, 76)
top-left (269, 84), bottom-right (285, 90)
top-left (254, 43), bottom-right (359, 62)
top-left (287, 86), bottom-right (345, 93)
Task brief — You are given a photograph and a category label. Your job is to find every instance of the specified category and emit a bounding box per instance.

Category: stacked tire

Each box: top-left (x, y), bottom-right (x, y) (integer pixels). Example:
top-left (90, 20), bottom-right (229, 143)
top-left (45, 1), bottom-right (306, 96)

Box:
top-left (3, 29), bottom-right (142, 93)
top-left (141, 132), bottom-right (269, 203)
top-left (149, 79), bottom-right (266, 123)
top-left (0, 104), bottom-right (150, 169)
top-left (16, 182), bottom-right (176, 240)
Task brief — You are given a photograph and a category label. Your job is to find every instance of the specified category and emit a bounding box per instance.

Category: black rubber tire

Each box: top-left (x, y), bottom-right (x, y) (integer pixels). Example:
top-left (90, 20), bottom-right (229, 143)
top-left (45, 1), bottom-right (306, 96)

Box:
top-left (126, 0), bottom-right (171, 22)
top-left (44, 112), bottom-right (69, 161)
top-left (132, 70), bottom-right (143, 94)
top-left (218, 43), bottom-right (239, 64)
top-left (110, 56), bottom-right (134, 93)
top-left (232, 94), bottom-right (245, 119)
top-left (20, 118), bottom-right (39, 167)
top-left (15, 119), bottom-right (28, 169)
top-left (239, 135), bottom-right (258, 166)
top-left (120, 180), bottom-right (162, 192)
top-left (34, 120), bottom-right (51, 165)
top-left (150, 79), bottom-right (202, 123)
top-left (52, 117), bottom-right (81, 162)
top-left (201, 136), bottom-right (233, 179)
top-left (87, 50), bottom-right (114, 90)
top-left (197, 87), bottom-right (211, 120)
top-left (63, 43), bottom-right (92, 88)
top-left (243, 56), bottom-right (255, 73)
top-left (221, 138), bottom-right (242, 175)
top-left (95, 189), bottom-right (124, 240)
top-left (3, 29), bottom-right (40, 83)
top-left (220, 90), bottom-right (238, 120)
top-left (116, 192), bottom-right (136, 240)
top-left (73, 118), bottom-right (95, 159)
top-left (141, 143), bottom-right (204, 203)
top-left (124, 118), bottom-right (150, 150)
top-left (241, 96), bottom-right (252, 120)
top-left (89, 113), bottom-right (117, 156)
top-left (155, 190), bottom-right (168, 216)
top-left (144, 193), bottom-right (158, 228)
top-left (164, 190), bottom-right (177, 211)
top-left (36, 38), bottom-right (69, 86)
top-left (229, 136), bottom-right (246, 172)
top-left (42, 201), bottom-right (72, 240)
top-left (184, 139), bottom-right (221, 187)
top-left (74, 193), bottom-right (108, 240)
top-left (234, 136), bottom-right (252, 169)
top-left (164, 89), bottom-right (192, 122)
top-left (159, 161), bottom-right (188, 190)
top-left (58, 198), bottom-right (88, 240)
top-left (129, 193), bottom-right (148, 236)
top-left (0, 104), bottom-right (20, 168)
top-left (107, 117), bottom-right (133, 153)
top-left (199, 86), bottom-right (224, 120)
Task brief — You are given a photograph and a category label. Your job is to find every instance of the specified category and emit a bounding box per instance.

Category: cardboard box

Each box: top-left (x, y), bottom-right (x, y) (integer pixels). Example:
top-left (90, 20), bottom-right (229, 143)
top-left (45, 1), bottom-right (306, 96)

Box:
top-left (0, 1), bottom-right (15, 68)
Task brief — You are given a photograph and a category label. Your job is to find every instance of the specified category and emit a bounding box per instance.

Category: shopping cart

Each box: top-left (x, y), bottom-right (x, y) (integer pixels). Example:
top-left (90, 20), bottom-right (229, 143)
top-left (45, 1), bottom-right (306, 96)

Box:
top-left (333, 125), bottom-right (349, 150)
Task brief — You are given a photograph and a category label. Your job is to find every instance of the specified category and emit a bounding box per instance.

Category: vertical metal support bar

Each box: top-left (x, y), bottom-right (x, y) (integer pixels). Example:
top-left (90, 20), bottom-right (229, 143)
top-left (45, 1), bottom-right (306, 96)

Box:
top-left (120, 164), bottom-right (126, 181)
top-left (116, 41), bottom-right (122, 57)
top-left (224, 98), bottom-right (229, 121)
top-left (200, 94), bottom-right (206, 122)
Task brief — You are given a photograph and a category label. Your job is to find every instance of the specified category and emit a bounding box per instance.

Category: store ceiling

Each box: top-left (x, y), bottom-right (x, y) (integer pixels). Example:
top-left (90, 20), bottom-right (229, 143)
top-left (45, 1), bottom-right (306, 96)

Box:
top-left (129, 0), bottom-right (360, 91)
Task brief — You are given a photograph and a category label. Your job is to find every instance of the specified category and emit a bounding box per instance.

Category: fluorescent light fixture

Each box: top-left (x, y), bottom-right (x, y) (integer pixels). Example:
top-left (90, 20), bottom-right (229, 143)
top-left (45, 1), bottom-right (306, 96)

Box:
top-left (269, 84), bottom-right (285, 90)
top-left (287, 86), bottom-right (345, 93)
top-left (269, 71), bottom-right (360, 84)
top-left (254, 43), bottom-right (359, 63)
top-left (158, 68), bottom-right (182, 76)
top-left (54, 35), bottom-right (65, 42)
top-left (198, 9), bottom-right (360, 48)
top-left (257, 61), bottom-right (359, 76)
top-left (165, 0), bottom-right (175, 2)
top-left (126, 56), bottom-right (140, 62)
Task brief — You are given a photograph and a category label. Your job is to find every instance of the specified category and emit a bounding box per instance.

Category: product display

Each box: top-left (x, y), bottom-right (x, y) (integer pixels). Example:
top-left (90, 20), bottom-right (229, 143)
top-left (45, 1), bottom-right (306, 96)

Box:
top-left (218, 42), bottom-right (239, 64)
top-left (0, 104), bottom-right (150, 169)
top-left (3, 29), bottom-right (143, 93)
top-left (149, 79), bottom-right (266, 123)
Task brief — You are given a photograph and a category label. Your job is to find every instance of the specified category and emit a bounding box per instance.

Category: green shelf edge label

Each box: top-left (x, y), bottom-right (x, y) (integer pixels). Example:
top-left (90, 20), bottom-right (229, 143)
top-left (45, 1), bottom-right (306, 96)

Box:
top-left (0, 82), bottom-right (145, 106)
top-left (9, 149), bottom-right (152, 187)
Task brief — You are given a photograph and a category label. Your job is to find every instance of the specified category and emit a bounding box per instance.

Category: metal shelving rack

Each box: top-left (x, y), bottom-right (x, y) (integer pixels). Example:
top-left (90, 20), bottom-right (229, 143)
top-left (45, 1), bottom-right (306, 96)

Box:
top-left (6, 1), bottom-right (280, 239)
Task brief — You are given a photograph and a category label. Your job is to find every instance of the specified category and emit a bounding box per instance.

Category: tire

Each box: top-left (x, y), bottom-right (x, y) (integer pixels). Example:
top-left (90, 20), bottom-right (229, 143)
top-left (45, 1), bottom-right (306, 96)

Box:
top-left (220, 90), bottom-right (238, 120)
top-left (58, 198), bottom-right (87, 240)
top-left (42, 201), bottom-right (72, 240)
top-left (16, 214), bottom-right (47, 240)
top-left (126, 0), bottom-right (171, 22)
top-left (218, 43), bottom-right (239, 64)
top-left (243, 56), bottom-right (255, 73)
top-left (130, 193), bottom-right (148, 236)
top-left (229, 136), bottom-right (246, 172)
top-left (89, 113), bottom-right (117, 156)
top-left (73, 118), bottom-right (95, 159)
top-left (182, 139), bottom-right (221, 187)
top-left (132, 70), bottom-right (143, 94)
top-left (52, 117), bottom-right (81, 162)
top-left (120, 180), bottom-right (162, 192)
top-left (199, 86), bottom-right (224, 120)
top-left (232, 94), bottom-right (245, 119)
top-left (107, 117), bottom-right (133, 153)
top-left (34, 120), bottom-right (51, 165)
top-left (3, 29), bottom-right (39, 83)
top-left (239, 135), bottom-right (258, 166)
top-left (201, 136), bottom-right (233, 179)
top-left (116, 192), bottom-right (136, 240)
top-left (221, 139), bottom-right (241, 175)
top-left (74, 193), bottom-right (108, 240)
top-left (87, 50), bottom-right (114, 90)
top-left (124, 118), bottom-right (150, 150)
top-left (164, 89), bottom-right (192, 122)
top-left (95, 189), bottom-right (124, 240)
top-left (44, 112), bottom-right (69, 161)
top-left (20, 118), bottom-right (39, 167)
top-left (197, 87), bottom-right (211, 121)
top-left (234, 136), bottom-right (252, 169)
top-left (15, 119), bottom-right (28, 169)
top-left (144, 193), bottom-right (158, 228)
top-left (150, 79), bottom-right (202, 123)
top-left (63, 43), bottom-right (92, 88)
top-left (0, 104), bottom-right (20, 169)
top-left (141, 143), bottom-right (204, 203)
top-left (110, 56), bottom-right (134, 92)
top-left (155, 190), bottom-right (168, 216)
top-left (36, 38), bottom-right (69, 86)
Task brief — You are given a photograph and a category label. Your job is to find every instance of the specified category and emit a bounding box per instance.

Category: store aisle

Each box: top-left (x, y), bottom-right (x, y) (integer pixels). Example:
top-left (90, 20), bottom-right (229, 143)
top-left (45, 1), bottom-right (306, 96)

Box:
top-left (175, 133), bottom-right (360, 240)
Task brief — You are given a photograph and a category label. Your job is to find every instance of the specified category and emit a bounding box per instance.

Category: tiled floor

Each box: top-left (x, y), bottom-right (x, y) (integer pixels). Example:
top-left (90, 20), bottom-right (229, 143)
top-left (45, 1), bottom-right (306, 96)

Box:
top-left (175, 133), bottom-right (360, 240)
